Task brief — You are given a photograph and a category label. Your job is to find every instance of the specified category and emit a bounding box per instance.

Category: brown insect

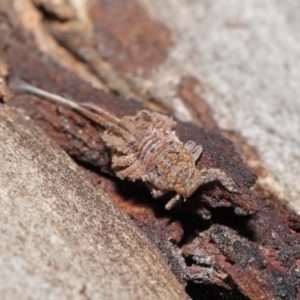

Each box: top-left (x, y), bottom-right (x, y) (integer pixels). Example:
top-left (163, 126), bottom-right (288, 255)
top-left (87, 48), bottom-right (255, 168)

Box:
top-left (11, 79), bottom-right (238, 210)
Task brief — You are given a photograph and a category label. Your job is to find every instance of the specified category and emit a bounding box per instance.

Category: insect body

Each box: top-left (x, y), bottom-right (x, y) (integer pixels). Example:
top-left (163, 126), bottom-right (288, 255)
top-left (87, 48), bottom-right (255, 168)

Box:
top-left (11, 79), bottom-right (237, 210)
top-left (102, 110), bottom-right (237, 209)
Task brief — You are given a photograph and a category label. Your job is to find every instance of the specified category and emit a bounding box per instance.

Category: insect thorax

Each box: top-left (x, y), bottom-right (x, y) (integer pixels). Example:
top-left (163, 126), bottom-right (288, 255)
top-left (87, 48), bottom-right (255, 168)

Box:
top-left (147, 141), bottom-right (195, 190)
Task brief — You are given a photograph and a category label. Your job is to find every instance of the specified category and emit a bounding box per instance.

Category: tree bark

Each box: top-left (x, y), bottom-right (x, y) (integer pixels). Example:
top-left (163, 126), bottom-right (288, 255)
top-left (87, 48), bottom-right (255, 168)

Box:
top-left (1, 1), bottom-right (300, 299)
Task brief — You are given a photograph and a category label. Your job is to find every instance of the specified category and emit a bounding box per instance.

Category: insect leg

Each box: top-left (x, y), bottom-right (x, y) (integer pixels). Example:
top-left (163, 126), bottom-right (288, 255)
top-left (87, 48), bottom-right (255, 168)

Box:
top-left (165, 194), bottom-right (181, 210)
top-left (192, 145), bottom-right (203, 162)
top-left (184, 140), bottom-right (196, 151)
top-left (184, 141), bottom-right (203, 162)
top-left (112, 154), bottom-right (137, 168)
top-left (116, 161), bottom-right (145, 181)
top-left (106, 123), bottom-right (134, 141)
top-left (150, 188), bottom-right (166, 199)
top-left (198, 168), bottom-right (237, 192)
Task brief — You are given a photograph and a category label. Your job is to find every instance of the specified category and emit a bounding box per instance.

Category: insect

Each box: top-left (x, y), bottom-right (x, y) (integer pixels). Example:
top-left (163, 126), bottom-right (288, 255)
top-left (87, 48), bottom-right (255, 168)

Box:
top-left (11, 78), bottom-right (238, 210)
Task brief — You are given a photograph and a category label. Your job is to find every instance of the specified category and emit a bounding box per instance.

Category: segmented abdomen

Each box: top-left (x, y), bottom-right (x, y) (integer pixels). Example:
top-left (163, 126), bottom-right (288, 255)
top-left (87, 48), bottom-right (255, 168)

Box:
top-left (138, 130), bottom-right (176, 173)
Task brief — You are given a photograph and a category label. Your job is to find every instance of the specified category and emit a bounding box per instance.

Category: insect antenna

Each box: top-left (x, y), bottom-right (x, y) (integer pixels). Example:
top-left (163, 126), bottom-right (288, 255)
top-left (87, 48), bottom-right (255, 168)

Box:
top-left (9, 77), bottom-right (121, 129)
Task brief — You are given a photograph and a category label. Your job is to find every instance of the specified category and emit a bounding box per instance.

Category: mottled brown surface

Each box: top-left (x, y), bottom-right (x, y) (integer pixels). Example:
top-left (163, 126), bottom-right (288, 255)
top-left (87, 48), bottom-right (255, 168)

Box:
top-left (182, 199), bottom-right (300, 299)
top-left (223, 130), bottom-right (281, 202)
top-left (88, 0), bottom-right (173, 73)
top-left (49, 0), bottom-right (173, 73)
top-left (176, 76), bottom-right (218, 130)
top-left (183, 225), bottom-right (274, 300)
top-left (2, 2), bottom-right (300, 299)
top-left (41, 0), bottom-right (173, 100)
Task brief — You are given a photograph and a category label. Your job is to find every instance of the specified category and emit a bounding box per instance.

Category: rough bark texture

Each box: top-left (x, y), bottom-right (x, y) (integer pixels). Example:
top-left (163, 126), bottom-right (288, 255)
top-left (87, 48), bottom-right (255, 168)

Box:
top-left (1, 1), bottom-right (300, 299)
top-left (1, 22), bottom-right (257, 215)
top-left (0, 105), bottom-right (188, 300)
